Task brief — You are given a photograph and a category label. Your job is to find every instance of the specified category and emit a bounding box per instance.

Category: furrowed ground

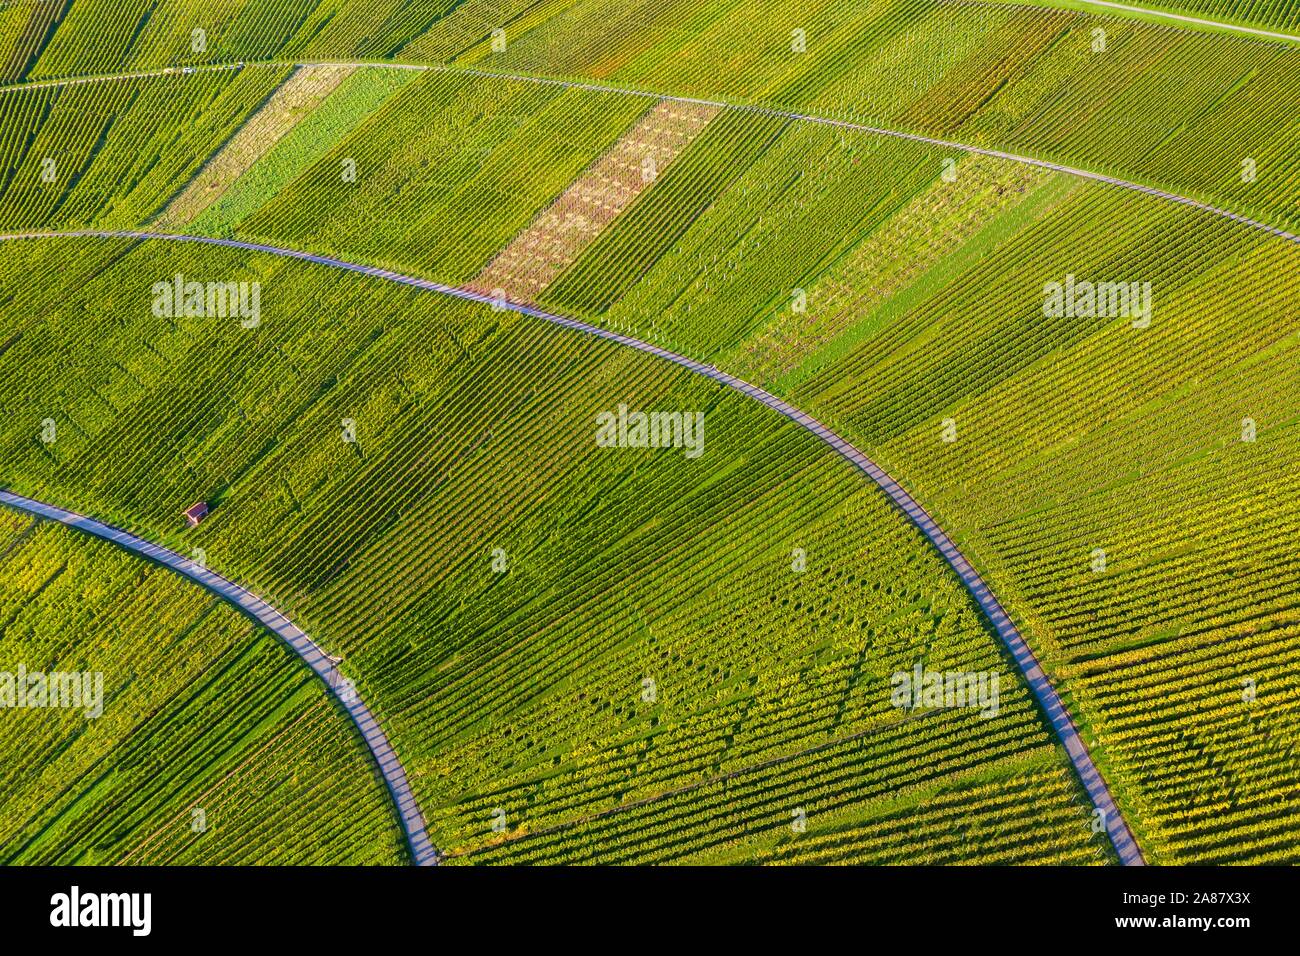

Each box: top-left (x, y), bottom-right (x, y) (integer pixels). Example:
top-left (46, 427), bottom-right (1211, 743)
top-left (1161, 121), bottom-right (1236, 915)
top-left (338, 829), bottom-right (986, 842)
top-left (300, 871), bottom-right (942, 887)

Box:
top-left (0, 509), bottom-right (404, 864)
top-left (0, 236), bottom-right (1107, 863)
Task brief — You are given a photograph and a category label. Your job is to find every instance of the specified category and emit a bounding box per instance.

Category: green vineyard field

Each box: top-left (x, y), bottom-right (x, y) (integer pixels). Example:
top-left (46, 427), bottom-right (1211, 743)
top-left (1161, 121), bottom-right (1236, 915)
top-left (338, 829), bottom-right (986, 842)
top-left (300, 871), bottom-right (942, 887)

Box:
top-left (0, 509), bottom-right (404, 864)
top-left (0, 0), bottom-right (1296, 867)
top-left (0, 236), bottom-right (1108, 863)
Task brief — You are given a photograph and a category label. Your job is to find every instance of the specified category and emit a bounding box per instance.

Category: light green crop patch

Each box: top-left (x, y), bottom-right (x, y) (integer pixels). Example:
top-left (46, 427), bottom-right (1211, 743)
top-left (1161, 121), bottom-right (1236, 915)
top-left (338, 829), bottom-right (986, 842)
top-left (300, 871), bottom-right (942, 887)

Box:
top-left (187, 66), bottom-right (419, 237)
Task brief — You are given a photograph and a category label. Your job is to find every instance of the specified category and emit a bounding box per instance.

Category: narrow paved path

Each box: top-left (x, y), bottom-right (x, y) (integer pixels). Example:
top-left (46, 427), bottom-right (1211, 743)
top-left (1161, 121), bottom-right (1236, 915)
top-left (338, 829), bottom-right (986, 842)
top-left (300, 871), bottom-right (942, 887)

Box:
top-left (0, 488), bottom-right (439, 867)
top-left (1, 60), bottom-right (1297, 247)
top-left (0, 228), bottom-right (1146, 864)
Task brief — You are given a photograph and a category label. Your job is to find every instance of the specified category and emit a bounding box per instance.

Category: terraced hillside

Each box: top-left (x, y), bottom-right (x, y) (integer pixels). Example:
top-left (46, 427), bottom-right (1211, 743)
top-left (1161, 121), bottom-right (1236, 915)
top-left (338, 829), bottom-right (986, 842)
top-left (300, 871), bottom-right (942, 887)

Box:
top-left (0, 0), bottom-right (1296, 233)
top-left (0, 235), bottom-right (1110, 863)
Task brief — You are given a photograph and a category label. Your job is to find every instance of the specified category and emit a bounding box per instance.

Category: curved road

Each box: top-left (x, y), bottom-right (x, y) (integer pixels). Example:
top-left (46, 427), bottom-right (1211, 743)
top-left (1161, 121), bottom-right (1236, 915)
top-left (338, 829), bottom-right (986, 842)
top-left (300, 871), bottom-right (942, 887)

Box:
top-left (0, 228), bottom-right (1145, 864)
top-left (1, 60), bottom-right (1297, 248)
top-left (0, 488), bottom-right (440, 867)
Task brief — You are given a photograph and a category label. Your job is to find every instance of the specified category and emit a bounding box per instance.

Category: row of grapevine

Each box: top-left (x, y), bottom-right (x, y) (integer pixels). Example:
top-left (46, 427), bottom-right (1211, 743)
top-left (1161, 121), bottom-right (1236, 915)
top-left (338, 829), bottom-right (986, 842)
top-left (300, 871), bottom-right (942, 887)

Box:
top-left (462, 0), bottom-right (1300, 232)
top-left (187, 64), bottom-right (419, 236)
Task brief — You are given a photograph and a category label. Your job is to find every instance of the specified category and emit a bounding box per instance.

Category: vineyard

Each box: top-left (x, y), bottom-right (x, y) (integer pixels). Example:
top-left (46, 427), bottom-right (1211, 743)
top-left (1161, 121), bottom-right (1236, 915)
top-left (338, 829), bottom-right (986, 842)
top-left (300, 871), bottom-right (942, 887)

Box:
top-left (0, 0), bottom-right (1297, 867)
top-left (483, 103), bottom-right (1298, 861)
top-left (1069, 0), bottom-right (1300, 30)
top-left (0, 509), bottom-right (403, 864)
top-left (0, 235), bottom-right (1109, 863)
top-left (0, 1), bottom-right (1295, 234)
